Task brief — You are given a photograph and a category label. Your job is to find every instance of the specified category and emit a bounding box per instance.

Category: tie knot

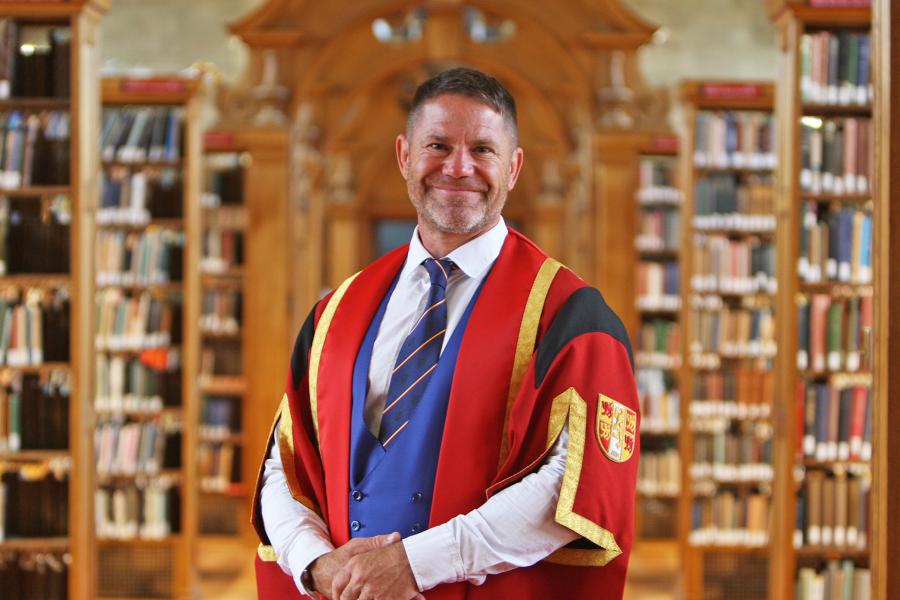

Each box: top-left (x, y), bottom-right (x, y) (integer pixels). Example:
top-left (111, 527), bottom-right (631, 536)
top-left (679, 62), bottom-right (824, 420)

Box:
top-left (423, 258), bottom-right (455, 288)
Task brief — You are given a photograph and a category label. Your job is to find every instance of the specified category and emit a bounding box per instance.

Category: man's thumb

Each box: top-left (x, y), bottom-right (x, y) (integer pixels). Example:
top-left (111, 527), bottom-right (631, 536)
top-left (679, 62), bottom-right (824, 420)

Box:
top-left (372, 531), bottom-right (401, 547)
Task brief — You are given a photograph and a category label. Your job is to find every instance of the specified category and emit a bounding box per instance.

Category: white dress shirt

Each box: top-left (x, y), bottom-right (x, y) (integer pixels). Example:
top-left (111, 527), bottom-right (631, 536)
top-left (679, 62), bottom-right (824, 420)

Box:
top-left (260, 218), bottom-right (578, 595)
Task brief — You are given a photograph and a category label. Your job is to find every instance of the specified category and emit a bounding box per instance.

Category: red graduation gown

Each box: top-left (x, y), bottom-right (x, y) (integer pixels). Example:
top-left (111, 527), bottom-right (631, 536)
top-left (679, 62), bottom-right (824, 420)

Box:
top-left (252, 229), bottom-right (640, 599)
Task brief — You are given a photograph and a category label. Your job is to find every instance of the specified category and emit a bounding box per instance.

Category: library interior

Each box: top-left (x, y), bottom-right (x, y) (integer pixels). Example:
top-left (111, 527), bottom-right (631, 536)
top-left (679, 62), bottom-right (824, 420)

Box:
top-left (0, 0), bottom-right (897, 599)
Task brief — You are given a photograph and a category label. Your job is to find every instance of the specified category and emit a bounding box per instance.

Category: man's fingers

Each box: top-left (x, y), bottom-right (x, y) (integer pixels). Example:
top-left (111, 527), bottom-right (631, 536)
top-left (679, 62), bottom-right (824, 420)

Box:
top-left (373, 531), bottom-right (401, 547)
top-left (331, 565), bottom-right (351, 600)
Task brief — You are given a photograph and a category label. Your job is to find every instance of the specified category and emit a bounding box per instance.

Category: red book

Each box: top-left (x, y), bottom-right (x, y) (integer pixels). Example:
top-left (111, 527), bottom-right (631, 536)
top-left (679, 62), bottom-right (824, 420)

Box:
top-left (848, 386), bottom-right (868, 460)
top-left (810, 294), bottom-right (831, 372)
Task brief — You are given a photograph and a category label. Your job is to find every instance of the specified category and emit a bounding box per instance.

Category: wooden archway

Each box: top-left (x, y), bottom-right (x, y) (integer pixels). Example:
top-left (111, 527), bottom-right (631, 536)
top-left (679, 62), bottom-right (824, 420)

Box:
top-left (226, 0), bottom-right (668, 331)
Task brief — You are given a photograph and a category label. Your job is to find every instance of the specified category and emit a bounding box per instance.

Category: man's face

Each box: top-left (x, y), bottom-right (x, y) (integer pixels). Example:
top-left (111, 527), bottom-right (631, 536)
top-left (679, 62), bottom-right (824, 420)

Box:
top-left (396, 94), bottom-right (524, 238)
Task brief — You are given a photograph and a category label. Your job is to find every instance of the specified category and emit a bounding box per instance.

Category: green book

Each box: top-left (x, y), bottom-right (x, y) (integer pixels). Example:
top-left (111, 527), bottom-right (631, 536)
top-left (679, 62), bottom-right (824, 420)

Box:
top-left (8, 390), bottom-right (20, 451)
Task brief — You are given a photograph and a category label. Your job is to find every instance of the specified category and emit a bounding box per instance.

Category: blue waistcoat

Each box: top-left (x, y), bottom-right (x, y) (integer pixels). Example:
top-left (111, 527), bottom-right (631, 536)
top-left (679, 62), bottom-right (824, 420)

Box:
top-left (348, 275), bottom-right (484, 539)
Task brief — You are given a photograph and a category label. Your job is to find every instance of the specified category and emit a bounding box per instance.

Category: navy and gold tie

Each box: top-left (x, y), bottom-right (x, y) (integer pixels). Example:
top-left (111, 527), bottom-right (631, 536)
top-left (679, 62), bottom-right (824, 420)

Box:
top-left (379, 258), bottom-right (455, 446)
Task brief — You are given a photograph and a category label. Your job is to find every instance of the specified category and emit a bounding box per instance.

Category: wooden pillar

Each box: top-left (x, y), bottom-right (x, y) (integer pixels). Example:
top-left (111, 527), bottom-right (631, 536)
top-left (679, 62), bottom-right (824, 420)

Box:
top-left (593, 132), bottom-right (642, 337)
top-left (243, 129), bottom-right (292, 496)
top-left (872, 1), bottom-right (899, 597)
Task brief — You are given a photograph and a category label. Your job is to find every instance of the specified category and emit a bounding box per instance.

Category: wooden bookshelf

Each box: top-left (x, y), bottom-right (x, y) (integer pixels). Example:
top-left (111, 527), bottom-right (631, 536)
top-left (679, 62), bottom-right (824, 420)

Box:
top-left (678, 80), bottom-right (778, 599)
top-left (872, 3), bottom-right (900, 598)
top-left (197, 130), bottom-right (249, 538)
top-left (769, 4), bottom-right (876, 599)
top-left (0, 3), bottom-right (108, 599)
top-left (631, 133), bottom-right (682, 543)
top-left (96, 76), bottom-right (201, 599)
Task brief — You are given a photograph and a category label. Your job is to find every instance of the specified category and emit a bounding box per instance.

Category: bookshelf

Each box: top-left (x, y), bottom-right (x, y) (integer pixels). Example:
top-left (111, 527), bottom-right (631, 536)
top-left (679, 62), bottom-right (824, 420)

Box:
top-left (632, 133), bottom-right (682, 542)
top-left (872, 3), bottom-right (900, 598)
top-left (197, 130), bottom-right (249, 536)
top-left (96, 76), bottom-right (201, 599)
top-left (678, 80), bottom-right (778, 599)
top-left (0, 2), bottom-right (106, 599)
top-left (768, 3), bottom-right (876, 599)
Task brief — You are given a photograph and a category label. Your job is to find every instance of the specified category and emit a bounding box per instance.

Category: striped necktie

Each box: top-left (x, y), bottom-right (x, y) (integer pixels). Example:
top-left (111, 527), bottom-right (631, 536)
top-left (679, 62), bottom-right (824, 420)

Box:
top-left (379, 258), bottom-right (455, 446)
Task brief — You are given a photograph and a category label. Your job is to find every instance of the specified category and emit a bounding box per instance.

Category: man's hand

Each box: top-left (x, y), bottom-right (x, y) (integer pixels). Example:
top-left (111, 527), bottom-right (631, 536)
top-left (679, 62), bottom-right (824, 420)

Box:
top-left (331, 538), bottom-right (423, 600)
top-left (309, 533), bottom-right (401, 598)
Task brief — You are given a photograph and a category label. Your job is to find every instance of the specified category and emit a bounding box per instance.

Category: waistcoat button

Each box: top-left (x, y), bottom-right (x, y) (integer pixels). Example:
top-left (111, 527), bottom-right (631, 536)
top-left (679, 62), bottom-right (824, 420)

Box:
top-left (411, 492), bottom-right (423, 503)
top-left (350, 520), bottom-right (361, 532)
top-left (411, 523), bottom-right (421, 534)
top-left (352, 490), bottom-right (363, 501)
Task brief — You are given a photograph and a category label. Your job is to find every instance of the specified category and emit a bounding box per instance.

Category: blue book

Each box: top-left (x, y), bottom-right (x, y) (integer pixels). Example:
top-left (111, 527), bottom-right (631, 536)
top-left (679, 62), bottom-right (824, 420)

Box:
top-left (815, 384), bottom-right (830, 461)
top-left (859, 213), bottom-right (872, 283)
top-left (837, 208), bottom-right (853, 282)
top-left (857, 36), bottom-right (871, 103)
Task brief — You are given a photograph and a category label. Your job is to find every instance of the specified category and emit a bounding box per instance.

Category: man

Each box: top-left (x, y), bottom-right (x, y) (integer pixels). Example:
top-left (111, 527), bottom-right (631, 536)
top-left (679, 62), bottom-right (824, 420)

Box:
top-left (253, 67), bottom-right (639, 600)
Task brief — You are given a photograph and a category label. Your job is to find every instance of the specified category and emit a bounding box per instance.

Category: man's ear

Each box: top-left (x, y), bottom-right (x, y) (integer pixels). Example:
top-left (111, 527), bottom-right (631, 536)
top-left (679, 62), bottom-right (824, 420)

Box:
top-left (506, 147), bottom-right (525, 191)
top-left (396, 134), bottom-right (410, 180)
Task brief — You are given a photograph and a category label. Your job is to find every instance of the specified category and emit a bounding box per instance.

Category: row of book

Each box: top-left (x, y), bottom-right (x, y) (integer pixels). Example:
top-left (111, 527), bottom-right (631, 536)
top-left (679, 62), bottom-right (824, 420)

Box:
top-left (693, 110), bottom-right (776, 170)
top-left (690, 428), bottom-right (773, 483)
top-left (101, 107), bottom-right (184, 164)
top-left (0, 465), bottom-right (67, 539)
top-left (635, 261), bottom-right (680, 311)
top-left (796, 471), bottom-right (869, 550)
top-left (635, 319), bottom-right (680, 365)
top-left (636, 157), bottom-right (680, 205)
top-left (96, 229), bottom-right (184, 286)
top-left (200, 396), bottom-right (241, 439)
top-left (690, 368), bottom-right (774, 422)
top-left (691, 234), bottom-right (776, 295)
top-left (200, 229), bottom-right (243, 274)
top-left (796, 293), bottom-right (873, 373)
top-left (796, 561), bottom-right (871, 600)
top-left (688, 492), bottom-right (769, 547)
top-left (689, 302), bottom-right (776, 362)
top-left (636, 368), bottom-right (680, 433)
top-left (799, 203), bottom-right (872, 285)
top-left (0, 550), bottom-right (68, 600)
top-left (198, 441), bottom-right (240, 494)
top-left (99, 167), bottom-right (183, 225)
top-left (637, 449), bottom-right (680, 497)
top-left (95, 481), bottom-right (180, 540)
top-left (693, 174), bottom-right (775, 232)
top-left (203, 164), bottom-right (244, 207)
top-left (0, 372), bottom-right (69, 452)
top-left (200, 290), bottom-right (242, 336)
top-left (0, 195), bottom-right (70, 276)
top-left (801, 31), bottom-right (871, 106)
top-left (200, 344), bottom-right (242, 378)
top-left (800, 117), bottom-right (872, 195)
top-left (801, 381), bottom-right (872, 462)
top-left (0, 287), bottom-right (69, 366)
top-left (95, 289), bottom-right (180, 352)
top-left (94, 350), bottom-right (181, 414)
top-left (0, 110), bottom-right (69, 189)
top-left (636, 208), bottom-right (679, 252)
top-left (95, 417), bottom-right (180, 477)
top-left (0, 22), bottom-right (71, 99)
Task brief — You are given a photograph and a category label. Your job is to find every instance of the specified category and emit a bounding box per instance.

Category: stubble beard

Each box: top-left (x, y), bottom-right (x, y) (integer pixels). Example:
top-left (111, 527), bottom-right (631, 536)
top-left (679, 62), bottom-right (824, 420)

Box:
top-left (409, 180), bottom-right (504, 236)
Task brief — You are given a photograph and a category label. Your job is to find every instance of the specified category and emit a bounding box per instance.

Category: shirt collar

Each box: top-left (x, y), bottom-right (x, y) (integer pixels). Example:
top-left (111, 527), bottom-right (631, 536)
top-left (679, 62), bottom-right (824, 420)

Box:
top-left (402, 217), bottom-right (508, 281)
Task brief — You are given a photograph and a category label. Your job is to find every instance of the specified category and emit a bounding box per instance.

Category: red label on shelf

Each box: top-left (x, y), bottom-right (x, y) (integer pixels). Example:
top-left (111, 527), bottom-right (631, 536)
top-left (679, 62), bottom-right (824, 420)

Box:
top-left (652, 135), bottom-right (679, 152)
top-left (204, 131), bottom-right (234, 147)
top-left (120, 79), bottom-right (187, 94)
top-left (700, 83), bottom-right (766, 99)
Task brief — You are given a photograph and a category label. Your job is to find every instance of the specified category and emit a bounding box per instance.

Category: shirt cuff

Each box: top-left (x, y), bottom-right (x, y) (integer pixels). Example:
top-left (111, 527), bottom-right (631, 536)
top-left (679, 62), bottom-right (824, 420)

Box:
top-left (283, 535), bottom-right (333, 597)
top-left (402, 524), bottom-right (465, 591)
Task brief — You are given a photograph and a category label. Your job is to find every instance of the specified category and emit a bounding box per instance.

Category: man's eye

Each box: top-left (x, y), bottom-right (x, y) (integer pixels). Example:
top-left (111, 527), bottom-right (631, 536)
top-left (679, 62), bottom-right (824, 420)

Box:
top-left (428, 143), bottom-right (446, 150)
top-left (474, 146), bottom-right (493, 154)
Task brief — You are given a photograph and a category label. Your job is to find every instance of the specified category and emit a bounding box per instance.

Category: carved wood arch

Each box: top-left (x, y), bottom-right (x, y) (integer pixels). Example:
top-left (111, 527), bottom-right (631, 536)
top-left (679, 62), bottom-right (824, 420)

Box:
top-left (225, 0), bottom-right (669, 327)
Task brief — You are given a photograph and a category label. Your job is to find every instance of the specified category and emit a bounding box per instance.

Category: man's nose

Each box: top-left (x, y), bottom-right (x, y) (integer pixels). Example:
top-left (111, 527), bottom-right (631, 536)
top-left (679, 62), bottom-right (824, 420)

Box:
top-left (443, 148), bottom-right (475, 177)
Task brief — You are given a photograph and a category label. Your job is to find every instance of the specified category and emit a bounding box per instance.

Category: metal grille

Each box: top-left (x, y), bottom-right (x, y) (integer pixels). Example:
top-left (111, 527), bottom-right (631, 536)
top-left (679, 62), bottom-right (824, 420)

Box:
top-left (703, 553), bottom-right (768, 600)
top-left (98, 546), bottom-right (172, 598)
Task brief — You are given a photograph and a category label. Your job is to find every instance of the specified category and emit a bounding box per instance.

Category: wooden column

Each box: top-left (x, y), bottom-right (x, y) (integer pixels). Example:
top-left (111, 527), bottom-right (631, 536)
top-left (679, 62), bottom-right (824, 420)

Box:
top-left (593, 132), bottom-right (642, 337)
top-left (872, 1), bottom-right (899, 597)
top-left (243, 129), bottom-right (292, 491)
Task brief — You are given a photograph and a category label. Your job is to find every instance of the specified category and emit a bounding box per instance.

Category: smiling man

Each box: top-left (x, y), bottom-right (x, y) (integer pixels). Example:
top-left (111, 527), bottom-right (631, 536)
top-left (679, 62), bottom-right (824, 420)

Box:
top-left (252, 67), bottom-right (640, 600)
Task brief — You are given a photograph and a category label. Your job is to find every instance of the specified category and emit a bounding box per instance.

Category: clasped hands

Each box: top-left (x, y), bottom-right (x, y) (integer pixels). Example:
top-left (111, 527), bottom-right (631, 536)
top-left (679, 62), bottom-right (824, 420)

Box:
top-left (310, 532), bottom-right (425, 600)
